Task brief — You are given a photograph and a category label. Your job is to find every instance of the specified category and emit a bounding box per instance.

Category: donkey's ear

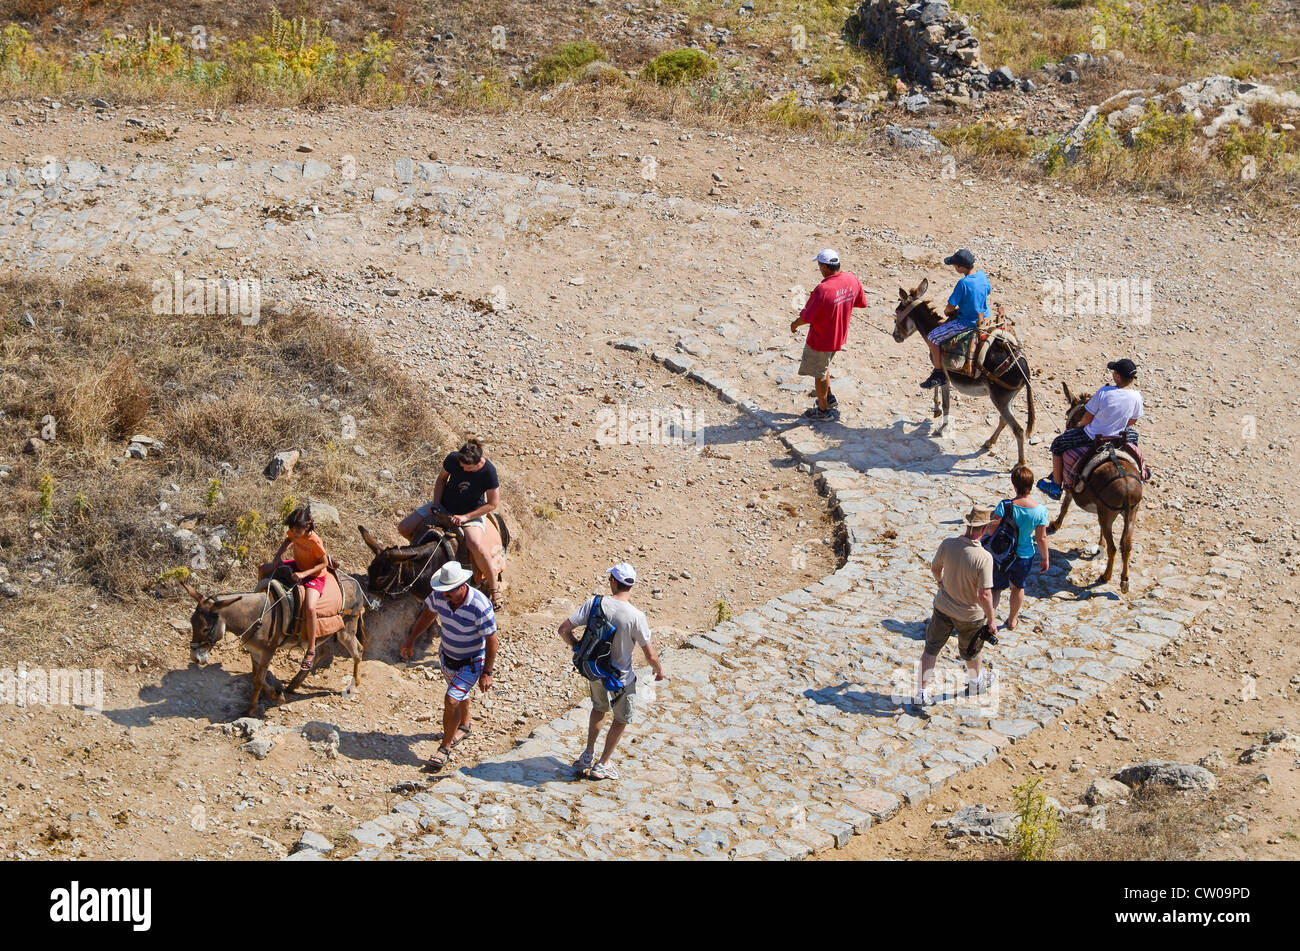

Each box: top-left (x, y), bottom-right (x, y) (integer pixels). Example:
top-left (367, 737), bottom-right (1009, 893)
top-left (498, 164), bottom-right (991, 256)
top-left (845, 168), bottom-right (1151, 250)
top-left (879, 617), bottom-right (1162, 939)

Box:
top-left (209, 594), bottom-right (243, 610)
top-left (359, 525), bottom-right (384, 554)
top-left (898, 287), bottom-right (907, 300)
top-left (917, 277), bottom-right (929, 297)
top-left (1061, 381), bottom-right (1074, 403)
top-left (182, 580), bottom-right (204, 602)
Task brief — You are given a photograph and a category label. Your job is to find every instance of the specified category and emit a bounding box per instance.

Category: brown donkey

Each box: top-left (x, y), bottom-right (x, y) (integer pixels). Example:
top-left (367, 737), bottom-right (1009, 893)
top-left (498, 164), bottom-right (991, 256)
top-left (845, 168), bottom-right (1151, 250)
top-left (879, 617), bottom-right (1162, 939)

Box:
top-left (183, 576), bottom-right (367, 716)
top-left (893, 278), bottom-right (1035, 466)
top-left (1047, 383), bottom-right (1144, 593)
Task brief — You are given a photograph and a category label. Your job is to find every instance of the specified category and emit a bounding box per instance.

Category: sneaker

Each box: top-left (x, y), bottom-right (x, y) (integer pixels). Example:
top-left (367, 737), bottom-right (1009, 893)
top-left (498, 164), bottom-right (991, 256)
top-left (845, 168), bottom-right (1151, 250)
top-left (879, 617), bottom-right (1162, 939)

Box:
top-left (919, 369), bottom-right (947, 389)
top-left (967, 666), bottom-right (999, 697)
top-left (1036, 477), bottom-right (1063, 501)
top-left (586, 761), bottom-right (619, 781)
top-left (573, 751), bottom-right (595, 773)
top-left (914, 686), bottom-right (936, 707)
top-left (808, 390), bottom-right (838, 407)
top-left (802, 405), bottom-right (839, 422)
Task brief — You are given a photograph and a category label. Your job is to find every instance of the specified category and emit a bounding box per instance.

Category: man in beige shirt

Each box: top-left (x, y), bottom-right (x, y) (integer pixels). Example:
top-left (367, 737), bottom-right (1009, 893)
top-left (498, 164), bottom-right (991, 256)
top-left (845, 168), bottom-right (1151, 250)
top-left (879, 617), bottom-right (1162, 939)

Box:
top-left (917, 506), bottom-right (998, 705)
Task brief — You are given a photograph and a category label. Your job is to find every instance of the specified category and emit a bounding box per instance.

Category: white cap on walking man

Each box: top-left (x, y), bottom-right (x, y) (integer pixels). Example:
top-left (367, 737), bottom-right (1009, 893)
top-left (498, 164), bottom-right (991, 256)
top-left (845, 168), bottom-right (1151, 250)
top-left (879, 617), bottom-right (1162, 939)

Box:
top-left (607, 562), bottom-right (637, 585)
top-left (814, 248), bottom-right (840, 266)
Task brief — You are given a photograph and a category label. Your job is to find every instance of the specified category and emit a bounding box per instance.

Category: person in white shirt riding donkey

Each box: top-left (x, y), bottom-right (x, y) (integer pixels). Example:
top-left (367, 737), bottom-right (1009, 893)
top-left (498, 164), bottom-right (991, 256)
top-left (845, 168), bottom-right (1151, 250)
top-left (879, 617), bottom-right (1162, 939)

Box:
top-left (1038, 358), bottom-right (1143, 501)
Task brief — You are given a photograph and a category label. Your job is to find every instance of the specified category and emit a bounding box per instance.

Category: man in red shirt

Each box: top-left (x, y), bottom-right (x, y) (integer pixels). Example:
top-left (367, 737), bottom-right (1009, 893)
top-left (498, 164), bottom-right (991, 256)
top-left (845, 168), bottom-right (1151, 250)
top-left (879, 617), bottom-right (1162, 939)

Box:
top-left (790, 248), bottom-right (867, 421)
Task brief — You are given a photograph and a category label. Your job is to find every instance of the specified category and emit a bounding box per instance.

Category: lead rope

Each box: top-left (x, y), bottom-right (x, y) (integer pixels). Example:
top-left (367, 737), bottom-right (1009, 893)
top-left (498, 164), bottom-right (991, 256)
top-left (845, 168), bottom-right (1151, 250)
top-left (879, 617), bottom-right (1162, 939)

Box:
top-left (383, 539), bottom-right (449, 599)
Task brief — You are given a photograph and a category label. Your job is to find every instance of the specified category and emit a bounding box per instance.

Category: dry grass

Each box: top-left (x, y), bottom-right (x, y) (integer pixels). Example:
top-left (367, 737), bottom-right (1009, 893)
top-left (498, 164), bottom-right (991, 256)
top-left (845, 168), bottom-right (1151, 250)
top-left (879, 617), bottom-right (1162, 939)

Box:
top-left (1051, 784), bottom-right (1231, 861)
top-left (0, 276), bottom-right (455, 602)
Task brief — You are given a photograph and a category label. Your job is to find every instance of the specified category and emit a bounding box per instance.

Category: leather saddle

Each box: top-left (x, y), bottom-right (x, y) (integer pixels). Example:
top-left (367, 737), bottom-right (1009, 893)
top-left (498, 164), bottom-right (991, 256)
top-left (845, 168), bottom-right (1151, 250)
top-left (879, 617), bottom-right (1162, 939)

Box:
top-left (1074, 435), bottom-right (1144, 485)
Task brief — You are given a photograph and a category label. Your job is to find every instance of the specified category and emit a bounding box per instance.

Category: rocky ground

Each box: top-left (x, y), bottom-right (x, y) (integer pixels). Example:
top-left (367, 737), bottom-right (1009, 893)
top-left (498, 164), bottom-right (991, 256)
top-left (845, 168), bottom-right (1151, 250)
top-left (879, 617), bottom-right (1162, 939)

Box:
top-left (0, 100), bottom-right (1296, 859)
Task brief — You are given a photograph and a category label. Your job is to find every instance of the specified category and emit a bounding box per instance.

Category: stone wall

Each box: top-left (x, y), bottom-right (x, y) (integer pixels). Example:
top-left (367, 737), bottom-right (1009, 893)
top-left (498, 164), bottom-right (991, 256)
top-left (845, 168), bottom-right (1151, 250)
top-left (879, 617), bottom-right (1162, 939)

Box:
top-left (850, 0), bottom-right (1011, 97)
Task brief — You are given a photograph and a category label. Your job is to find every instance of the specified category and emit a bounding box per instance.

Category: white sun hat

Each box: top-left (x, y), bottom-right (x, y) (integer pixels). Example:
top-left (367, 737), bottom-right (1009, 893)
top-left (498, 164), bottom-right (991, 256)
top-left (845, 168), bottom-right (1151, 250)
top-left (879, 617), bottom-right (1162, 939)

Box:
top-left (430, 561), bottom-right (474, 592)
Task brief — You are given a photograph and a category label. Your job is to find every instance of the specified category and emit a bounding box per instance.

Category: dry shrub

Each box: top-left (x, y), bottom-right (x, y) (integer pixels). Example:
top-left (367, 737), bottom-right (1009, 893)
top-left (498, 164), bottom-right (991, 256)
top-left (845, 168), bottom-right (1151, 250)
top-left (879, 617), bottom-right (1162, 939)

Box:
top-left (1053, 785), bottom-right (1223, 861)
top-left (56, 353), bottom-right (151, 445)
top-left (168, 386), bottom-right (322, 466)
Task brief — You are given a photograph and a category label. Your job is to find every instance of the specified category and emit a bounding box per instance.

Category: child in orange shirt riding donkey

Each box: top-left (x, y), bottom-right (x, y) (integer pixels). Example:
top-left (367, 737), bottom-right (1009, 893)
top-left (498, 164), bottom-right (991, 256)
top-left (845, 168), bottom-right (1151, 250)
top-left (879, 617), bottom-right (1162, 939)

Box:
top-left (259, 505), bottom-right (330, 671)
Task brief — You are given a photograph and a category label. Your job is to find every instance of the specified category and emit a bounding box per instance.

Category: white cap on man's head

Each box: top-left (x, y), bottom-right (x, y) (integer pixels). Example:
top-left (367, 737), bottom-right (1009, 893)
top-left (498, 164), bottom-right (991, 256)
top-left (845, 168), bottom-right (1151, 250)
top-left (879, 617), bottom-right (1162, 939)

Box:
top-left (814, 248), bottom-right (840, 266)
top-left (608, 562), bottom-right (637, 585)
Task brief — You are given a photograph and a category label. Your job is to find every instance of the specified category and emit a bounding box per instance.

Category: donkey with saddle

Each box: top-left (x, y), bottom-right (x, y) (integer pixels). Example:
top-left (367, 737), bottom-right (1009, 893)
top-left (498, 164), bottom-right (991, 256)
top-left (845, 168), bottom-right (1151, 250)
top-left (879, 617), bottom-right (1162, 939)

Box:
top-left (893, 277), bottom-right (1036, 466)
top-left (183, 564), bottom-right (368, 716)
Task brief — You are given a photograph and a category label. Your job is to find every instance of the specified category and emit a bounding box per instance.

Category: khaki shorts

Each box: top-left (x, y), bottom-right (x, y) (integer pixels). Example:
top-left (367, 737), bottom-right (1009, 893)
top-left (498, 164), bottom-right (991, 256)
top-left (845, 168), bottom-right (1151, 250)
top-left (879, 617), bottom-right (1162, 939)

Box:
top-left (589, 680), bottom-right (636, 724)
top-left (923, 608), bottom-right (987, 661)
top-left (798, 345), bottom-right (835, 378)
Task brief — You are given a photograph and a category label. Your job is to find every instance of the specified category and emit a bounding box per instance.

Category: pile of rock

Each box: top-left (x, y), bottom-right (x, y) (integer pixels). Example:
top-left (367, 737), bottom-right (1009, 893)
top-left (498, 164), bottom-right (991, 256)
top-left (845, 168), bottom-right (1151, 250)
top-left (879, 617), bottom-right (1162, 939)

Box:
top-left (850, 0), bottom-right (1026, 102)
top-left (1044, 74), bottom-right (1300, 167)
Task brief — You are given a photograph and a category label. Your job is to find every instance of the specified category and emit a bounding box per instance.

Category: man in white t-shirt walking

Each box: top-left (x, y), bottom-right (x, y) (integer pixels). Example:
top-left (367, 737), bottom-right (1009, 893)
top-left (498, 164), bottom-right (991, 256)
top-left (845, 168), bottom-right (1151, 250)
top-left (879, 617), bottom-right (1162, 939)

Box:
top-left (1039, 358), bottom-right (1144, 500)
top-left (557, 562), bottom-right (664, 780)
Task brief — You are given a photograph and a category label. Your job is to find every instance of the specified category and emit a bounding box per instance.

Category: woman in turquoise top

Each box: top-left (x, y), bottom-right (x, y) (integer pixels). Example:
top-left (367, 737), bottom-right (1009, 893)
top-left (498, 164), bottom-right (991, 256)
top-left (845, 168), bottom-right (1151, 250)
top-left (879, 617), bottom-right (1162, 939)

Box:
top-left (986, 465), bottom-right (1050, 630)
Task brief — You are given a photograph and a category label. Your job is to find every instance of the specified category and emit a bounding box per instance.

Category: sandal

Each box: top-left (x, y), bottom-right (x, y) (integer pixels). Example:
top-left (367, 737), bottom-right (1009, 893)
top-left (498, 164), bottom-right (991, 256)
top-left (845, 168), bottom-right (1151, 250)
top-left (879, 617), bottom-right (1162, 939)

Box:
top-left (299, 650), bottom-right (316, 672)
top-left (425, 746), bottom-right (452, 772)
top-left (440, 725), bottom-right (471, 747)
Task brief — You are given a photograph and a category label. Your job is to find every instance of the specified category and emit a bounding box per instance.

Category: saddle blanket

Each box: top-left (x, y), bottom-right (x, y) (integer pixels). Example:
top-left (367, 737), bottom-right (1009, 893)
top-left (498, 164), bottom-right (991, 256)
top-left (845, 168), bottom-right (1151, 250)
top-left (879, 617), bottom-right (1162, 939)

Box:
top-left (1064, 442), bottom-right (1148, 488)
top-left (939, 321), bottom-right (1021, 378)
top-left (257, 571), bottom-right (346, 638)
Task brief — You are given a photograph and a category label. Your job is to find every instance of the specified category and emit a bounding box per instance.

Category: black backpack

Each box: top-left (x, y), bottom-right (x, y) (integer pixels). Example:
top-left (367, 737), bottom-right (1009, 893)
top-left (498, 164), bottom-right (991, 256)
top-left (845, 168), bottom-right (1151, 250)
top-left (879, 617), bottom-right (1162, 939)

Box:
top-left (572, 596), bottom-right (624, 691)
top-left (982, 499), bottom-right (1020, 572)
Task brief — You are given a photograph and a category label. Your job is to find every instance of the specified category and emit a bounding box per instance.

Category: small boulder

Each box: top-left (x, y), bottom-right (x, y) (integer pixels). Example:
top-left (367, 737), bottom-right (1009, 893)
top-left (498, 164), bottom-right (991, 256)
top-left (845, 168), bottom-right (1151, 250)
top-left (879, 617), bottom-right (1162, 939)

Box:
top-left (293, 830), bottom-right (333, 854)
top-left (885, 125), bottom-right (945, 153)
top-left (990, 66), bottom-right (1015, 89)
top-left (228, 717), bottom-right (264, 738)
top-left (264, 449), bottom-right (300, 481)
top-left (1084, 778), bottom-right (1130, 805)
top-left (1111, 761), bottom-right (1216, 792)
top-left (22, 436), bottom-right (45, 455)
top-left (919, 1), bottom-right (950, 25)
top-left (299, 721), bottom-right (341, 758)
top-left (902, 93), bottom-right (930, 114)
top-left (931, 803), bottom-right (1016, 841)
top-left (1238, 731), bottom-right (1299, 765)
top-left (1197, 750), bottom-right (1226, 772)
top-left (239, 737), bottom-right (275, 760)
top-left (307, 500), bottom-right (340, 528)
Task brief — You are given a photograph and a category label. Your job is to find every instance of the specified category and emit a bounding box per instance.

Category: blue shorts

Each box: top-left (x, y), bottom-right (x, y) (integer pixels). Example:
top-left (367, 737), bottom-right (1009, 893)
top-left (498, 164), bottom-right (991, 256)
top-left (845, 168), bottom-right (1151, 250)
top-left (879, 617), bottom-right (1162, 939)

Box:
top-left (926, 322), bottom-right (975, 345)
top-left (993, 556), bottom-right (1036, 592)
top-left (441, 654), bottom-right (484, 702)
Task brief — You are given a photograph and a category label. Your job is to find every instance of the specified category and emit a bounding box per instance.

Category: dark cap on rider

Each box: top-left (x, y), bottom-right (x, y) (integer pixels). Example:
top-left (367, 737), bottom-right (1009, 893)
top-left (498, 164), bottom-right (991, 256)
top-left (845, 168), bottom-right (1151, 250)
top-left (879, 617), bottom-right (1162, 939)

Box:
top-left (1107, 358), bottom-right (1138, 379)
top-left (943, 249), bottom-right (975, 269)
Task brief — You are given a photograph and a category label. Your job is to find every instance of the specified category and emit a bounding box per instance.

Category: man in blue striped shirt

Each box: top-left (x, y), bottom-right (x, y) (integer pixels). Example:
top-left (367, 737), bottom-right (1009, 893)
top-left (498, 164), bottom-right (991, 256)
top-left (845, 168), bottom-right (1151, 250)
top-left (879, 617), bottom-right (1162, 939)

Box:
top-left (400, 562), bottom-right (498, 771)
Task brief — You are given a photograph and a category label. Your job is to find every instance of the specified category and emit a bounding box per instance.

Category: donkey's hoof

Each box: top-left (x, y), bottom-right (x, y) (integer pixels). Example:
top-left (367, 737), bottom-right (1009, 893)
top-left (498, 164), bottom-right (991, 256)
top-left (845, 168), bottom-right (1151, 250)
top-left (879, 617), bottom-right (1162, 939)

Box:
top-left (1120, 579), bottom-right (1129, 594)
